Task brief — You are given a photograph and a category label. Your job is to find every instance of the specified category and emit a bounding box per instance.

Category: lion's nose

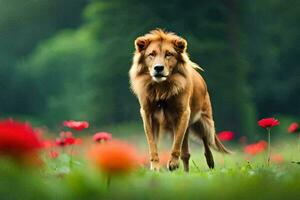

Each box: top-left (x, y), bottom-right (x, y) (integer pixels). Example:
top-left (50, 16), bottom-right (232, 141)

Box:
top-left (154, 65), bottom-right (164, 73)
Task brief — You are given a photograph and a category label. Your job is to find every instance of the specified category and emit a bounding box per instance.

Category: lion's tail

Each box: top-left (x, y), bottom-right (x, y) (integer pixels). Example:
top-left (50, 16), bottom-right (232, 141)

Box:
top-left (212, 134), bottom-right (232, 154)
top-left (193, 115), bottom-right (232, 154)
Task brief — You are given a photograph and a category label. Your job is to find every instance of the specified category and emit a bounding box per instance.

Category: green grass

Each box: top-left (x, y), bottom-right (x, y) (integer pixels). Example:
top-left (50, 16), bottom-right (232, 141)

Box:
top-left (1, 137), bottom-right (300, 200)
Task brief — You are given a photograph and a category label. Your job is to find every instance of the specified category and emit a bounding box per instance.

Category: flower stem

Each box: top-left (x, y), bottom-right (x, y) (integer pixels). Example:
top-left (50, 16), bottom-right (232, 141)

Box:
top-left (106, 175), bottom-right (111, 189)
top-left (267, 128), bottom-right (271, 166)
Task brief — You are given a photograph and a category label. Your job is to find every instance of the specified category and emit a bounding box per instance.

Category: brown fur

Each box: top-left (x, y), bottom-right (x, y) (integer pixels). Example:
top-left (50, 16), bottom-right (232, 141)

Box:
top-left (129, 29), bottom-right (230, 172)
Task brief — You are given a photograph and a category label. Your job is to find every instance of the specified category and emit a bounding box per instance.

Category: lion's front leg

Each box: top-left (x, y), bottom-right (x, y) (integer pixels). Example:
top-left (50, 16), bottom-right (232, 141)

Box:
top-left (168, 109), bottom-right (190, 171)
top-left (140, 108), bottom-right (160, 171)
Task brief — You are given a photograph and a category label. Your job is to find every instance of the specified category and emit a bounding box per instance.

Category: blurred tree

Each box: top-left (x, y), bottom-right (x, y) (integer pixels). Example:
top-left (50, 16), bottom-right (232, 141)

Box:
top-left (245, 0), bottom-right (300, 119)
top-left (18, 29), bottom-right (98, 125)
top-left (1, 0), bottom-right (298, 135)
top-left (0, 0), bottom-right (88, 114)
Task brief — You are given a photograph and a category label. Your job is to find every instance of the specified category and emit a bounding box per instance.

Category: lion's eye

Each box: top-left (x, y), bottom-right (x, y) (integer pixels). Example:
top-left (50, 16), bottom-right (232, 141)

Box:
top-left (148, 52), bottom-right (156, 57)
top-left (165, 52), bottom-right (173, 58)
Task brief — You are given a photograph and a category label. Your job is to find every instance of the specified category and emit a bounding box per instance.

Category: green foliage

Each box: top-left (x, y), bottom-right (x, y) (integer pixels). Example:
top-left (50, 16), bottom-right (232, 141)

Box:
top-left (0, 0), bottom-right (88, 114)
top-left (245, 0), bottom-right (300, 117)
top-left (18, 29), bottom-right (98, 125)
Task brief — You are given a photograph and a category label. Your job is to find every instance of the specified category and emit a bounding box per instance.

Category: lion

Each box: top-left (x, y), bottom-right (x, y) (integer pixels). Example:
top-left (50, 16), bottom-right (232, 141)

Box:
top-left (129, 29), bottom-right (230, 172)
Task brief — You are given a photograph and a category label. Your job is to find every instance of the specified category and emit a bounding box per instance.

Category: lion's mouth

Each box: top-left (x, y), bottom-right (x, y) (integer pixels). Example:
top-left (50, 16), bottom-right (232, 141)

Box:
top-left (152, 74), bottom-right (168, 82)
top-left (153, 74), bottom-right (167, 78)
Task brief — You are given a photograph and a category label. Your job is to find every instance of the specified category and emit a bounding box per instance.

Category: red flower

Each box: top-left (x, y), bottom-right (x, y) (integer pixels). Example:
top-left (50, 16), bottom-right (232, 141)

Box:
top-left (270, 153), bottom-right (284, 164)
top-left (63, 120), bottom-right (89, 131)
top-left (74, 138), bottom-right (83, 145)
top-left (288, 123), bottom-right (299, 133)
top-left (93, 132), bottom-right (112, 142)
top-left (55, 138), bottom-right (66, 147)
top-left (0, 119), bottom-right (42, 165)
top-left (217, 131), bottom-right (234, 141)
top-left (244, 140), bottom-right (267, 155)
top-left (55, 137), bottom-right (76, 147)
top-left (55, 131), bottom-right (82, 147)
top-left (49, 150), bottom-right (59, 159)
top-left (258, 117), bottom-right (279, 129)
top-left (42, 140), bottom-right (54, 149)
top-left (60, 131), bottom-right (73, 138)
top-left (89, 140), bottom-right (139, 175)
top-left (65, 137), bottom-right (75, 145)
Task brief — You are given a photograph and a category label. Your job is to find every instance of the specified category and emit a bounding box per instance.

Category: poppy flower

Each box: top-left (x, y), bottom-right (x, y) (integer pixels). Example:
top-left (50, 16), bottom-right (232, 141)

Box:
top-left (65, 137), bottom-right (76, 145)
top-left (74, 138), bottom-right (83, 145)
top-left (258, 118), bottom-right (280, 129)
top-left (89, 140), bottom-right (139, 175)
top-left (42, 140), bottom-right (54, 149)
top-left (60, 131), bottom-right (73, 138)
top-left (0, 119), bottom-right (43, 165)
top-left (270, 153), bottom-right (284, 164)
top-left (55, 131), bottom-right (81, 147)
top-left (63, 120), bottom-right (89, 131)
top-left (93, 132), bottom-right (112, 142)
top-left (55, 138), bottom-right (66, 147)
top-left (258, 117), bottom-right (279, 165)
top-left (288, 123), bottom-right (299, 133)
top-left (55, 137), bottom-right (76, 147)
top-left (217, 131), bottom-right (234, 141)
top-left (49, 150), bottom-right (59, 159)
top-left (244, 140), bottom-right (267, 156)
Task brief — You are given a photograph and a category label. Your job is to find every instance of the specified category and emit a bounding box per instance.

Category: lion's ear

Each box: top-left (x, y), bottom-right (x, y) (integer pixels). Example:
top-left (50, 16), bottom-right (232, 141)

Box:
top-left (173, 38), bottom-right (187, 53)
top-left (135, 36), bottom-right (150, 52)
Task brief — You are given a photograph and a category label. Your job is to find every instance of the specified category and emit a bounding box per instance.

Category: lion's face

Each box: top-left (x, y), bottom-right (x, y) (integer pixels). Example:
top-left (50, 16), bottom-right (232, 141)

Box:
top-left (134, 31), bottom-right (187, 82)
top-left (144, 40), bottom-right (179, 82)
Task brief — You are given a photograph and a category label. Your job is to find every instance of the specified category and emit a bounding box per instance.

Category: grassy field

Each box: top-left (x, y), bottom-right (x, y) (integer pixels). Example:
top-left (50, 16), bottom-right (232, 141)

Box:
top-left (1, 120), bottom-right (300, 200)
top-left (2, 136), bottom-right (300, 200)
